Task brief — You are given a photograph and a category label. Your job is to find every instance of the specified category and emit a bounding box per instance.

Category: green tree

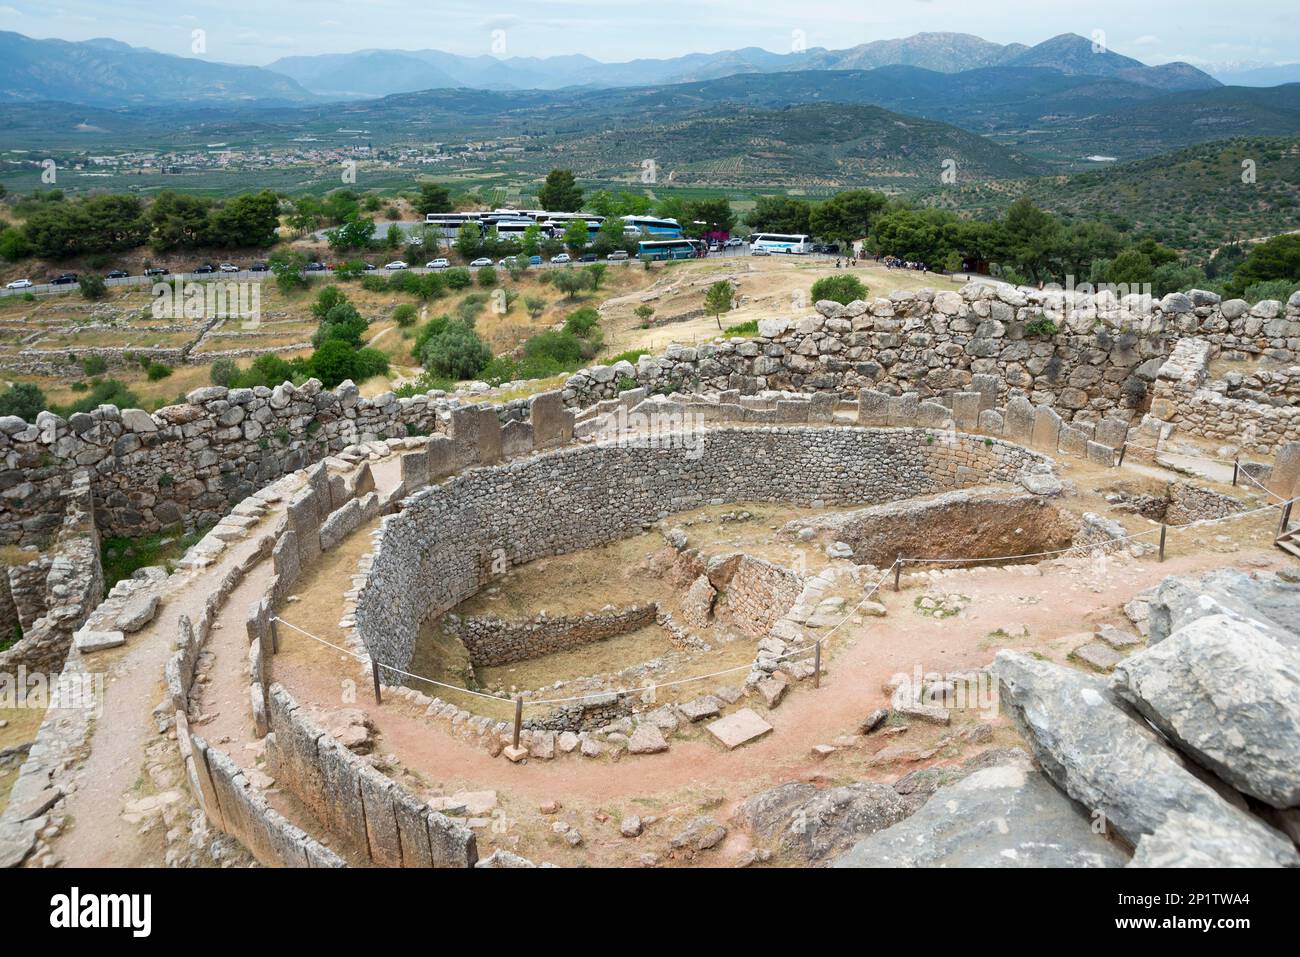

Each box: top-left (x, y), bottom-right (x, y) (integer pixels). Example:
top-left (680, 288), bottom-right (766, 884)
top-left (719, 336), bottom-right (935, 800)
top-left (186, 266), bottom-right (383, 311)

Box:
top-left (414, 184), bottom-right (451, 216)
top-left (1227, 234), bottom-right (1300, 296)
top-left (524, 296), bottom-right (547, 320)
top-left (562, 219), bottom-right (590, 255)
top-left (703, 280), bottom-right (735, 330)
top-left (206, 190), bottom-right (280, 248)
top-left (538, 169), bottom-right (583, 212)
top-left (634, 304), bottom-right (655, 327)
top-left (584, 263), bottom-right (608, 290)
top-left (267, 249), bottom-right (308, 293)
top-left (454, 222), bottom-right (482, 260)
top-left (1002, 197), bottom-right (1062, 282)
top-left (686, 198), bottom-right (736, 238)
top-left (325, 216), bottom-right (375, 251)
top-left (552, 269), bottom-right (591, 300)
top-left (747, 195), bottom-right (811, 235)
top-left (809, 190), bottom-right (888, 245)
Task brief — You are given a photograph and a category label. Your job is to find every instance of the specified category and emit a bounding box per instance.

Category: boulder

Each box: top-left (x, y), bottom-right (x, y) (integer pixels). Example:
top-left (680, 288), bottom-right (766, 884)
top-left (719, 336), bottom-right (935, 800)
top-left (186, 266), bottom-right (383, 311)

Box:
top-left (115, 591), bottom-right (159, 633)
top-left (1129, 811), bottom-right (1297, 868)
top-left (1111, 614), bottom-right (1300, 809)
top-left (990, 651), bottom-right (1296, 864)
top-left (1147, 570), bottom-right (1300, 649)
top-left (835, 752), bottom-right (1128, 868)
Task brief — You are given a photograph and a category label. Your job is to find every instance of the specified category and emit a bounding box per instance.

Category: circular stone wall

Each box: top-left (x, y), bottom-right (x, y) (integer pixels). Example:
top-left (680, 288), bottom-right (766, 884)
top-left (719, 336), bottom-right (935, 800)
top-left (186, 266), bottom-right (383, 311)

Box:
top-left (355, 426), bottom-right (1050, 673)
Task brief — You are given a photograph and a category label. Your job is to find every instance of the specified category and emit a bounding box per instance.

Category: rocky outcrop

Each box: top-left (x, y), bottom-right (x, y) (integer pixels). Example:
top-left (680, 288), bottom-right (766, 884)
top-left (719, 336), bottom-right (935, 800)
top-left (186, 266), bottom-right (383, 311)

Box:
top-left (1146, 570), bottom-right (1300, 648)
top-left (835, 751), bottom-right (1128, 868)
top-left (1112, 614), bottom-right (1300, 809)
top-left (990, 651), bottom-right (1296, 866)
top-left (737, 781), bottom-right (913, 862)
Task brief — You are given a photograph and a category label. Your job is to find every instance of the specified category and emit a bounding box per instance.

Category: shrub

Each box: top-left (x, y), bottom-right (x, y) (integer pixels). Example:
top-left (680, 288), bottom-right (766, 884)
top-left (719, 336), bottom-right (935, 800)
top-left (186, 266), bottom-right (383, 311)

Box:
top-left (392, 303), bottom-right (418, 327)
top-left (1024, 316), bottom-right (1059, 338)
top-left (81, 355), bottom-right (109, 376)
top-left (146, 362), bottom-right (172, 381)
top-left (0, 383), bottom-right (47, 421)
top-left (444, 267), bottom-right (472, 290)
top-left (79, 273), bottom-right (107, 300)
top-left (524, 296), bottom-right (547, 319)
top-left (311, 285), bottom-right (349, 319)
top-left (563, 307), bottom-right (601, 338)
top-left (476, 265), bottom-right (498, 288)
top-left (421, 320), bottom-right (491, 380)
top-left (312, 302), bottom-right (368, 348)
top-left (723, 319), bottom-right (759, 336)
top-left (58, 378), bottom-right (139, 416)
top-left (810, 274), bottom-right (868, 306)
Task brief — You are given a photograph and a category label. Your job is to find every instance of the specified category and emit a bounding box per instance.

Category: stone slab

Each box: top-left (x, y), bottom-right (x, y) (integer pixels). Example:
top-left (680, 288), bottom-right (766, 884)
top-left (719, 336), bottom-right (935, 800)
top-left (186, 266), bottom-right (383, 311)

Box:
top-left (706, 708), bottom-right (773, 749)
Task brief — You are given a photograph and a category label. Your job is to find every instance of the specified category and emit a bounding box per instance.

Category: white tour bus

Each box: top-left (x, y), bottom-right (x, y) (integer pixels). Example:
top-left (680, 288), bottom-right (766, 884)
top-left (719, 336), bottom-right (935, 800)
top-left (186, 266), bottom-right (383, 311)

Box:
top-left (748, 232), bottom-right (812, 254)
top-left (424, 212), bottom-right (481, 233)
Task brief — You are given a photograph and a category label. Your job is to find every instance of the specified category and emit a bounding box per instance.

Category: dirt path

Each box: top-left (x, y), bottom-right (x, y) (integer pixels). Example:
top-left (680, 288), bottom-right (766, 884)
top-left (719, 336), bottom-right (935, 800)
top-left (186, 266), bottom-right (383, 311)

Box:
top-left (50, 495), bottom-right (298, 867)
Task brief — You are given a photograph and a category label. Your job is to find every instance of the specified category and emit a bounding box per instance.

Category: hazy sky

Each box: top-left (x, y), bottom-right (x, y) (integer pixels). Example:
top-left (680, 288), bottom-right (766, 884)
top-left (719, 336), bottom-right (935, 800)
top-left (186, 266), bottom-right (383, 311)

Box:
top-left (2, 0), bottom-right (1296, 67)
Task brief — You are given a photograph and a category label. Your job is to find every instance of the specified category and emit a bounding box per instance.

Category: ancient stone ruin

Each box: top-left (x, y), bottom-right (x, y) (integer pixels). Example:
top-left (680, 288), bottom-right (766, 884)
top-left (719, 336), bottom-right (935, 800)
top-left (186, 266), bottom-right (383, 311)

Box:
top-left (1, 280), bottom-right (1298, 871)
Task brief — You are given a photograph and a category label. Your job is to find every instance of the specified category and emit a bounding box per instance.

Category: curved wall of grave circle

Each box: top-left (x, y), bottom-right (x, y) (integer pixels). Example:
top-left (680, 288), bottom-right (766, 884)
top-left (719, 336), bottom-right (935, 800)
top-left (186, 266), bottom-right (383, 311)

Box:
top-left (355, 425), bottom-right (1049, 674)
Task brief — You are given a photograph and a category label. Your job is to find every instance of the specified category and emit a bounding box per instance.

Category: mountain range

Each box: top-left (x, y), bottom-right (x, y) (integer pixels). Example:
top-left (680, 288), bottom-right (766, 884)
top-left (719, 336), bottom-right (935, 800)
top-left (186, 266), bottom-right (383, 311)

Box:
top-left (267, 31), bottom-right (1220, 98)
top-left (0, 29), bottom-right (1224, 107)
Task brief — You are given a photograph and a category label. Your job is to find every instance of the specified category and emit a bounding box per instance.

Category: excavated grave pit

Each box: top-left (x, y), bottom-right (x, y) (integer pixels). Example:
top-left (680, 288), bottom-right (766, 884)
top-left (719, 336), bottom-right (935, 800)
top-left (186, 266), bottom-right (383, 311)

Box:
top-left (405, 501), bottom-right (838, 724)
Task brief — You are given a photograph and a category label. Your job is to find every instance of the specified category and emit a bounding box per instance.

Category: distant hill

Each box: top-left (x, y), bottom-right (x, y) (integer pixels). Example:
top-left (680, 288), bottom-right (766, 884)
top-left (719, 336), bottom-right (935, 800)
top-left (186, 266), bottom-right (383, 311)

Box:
top-left (552, 102), bottom-right (1046, 188)
top-left (914, 137), bottom-right (1300, 257)
top-left (0, 31), bottom-right (315, 106)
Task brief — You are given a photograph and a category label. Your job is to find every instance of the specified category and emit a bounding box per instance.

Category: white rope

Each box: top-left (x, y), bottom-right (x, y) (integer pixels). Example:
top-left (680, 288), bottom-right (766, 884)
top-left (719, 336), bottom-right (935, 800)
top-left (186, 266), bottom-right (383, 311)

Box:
top-left (1122, 442), bottom-right (1240, 466)
top-left (1236, 464), bottom-right (1286, 502)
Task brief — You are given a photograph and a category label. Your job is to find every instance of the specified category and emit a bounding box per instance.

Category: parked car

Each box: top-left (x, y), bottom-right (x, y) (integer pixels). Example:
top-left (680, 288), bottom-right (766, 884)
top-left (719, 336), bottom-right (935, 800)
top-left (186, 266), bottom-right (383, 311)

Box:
top-left (5, 279), bottom-right (32, 289)
top-left (499, 256), bottom-right (519, 267)
top-left (750, 246), bottom-right (770, 256)
top-left (105, 269), bottom-right (129, 279)
top-left (144, 266), bottom-right (170, 276)
top-left (219, 263), bottom-right (239, 273)
top-left (50, 273), bottom-right (78, 285)
top-left (408, 236), bottom-right (424, 246)
top-left (709, 243), bottom-right (722, 253)
top-left (249, 262), bottom-right (268, 272)
top-left (578, 253), bottom-right (598, 263)
top-left (607, 250), bottom-right (629, 261)
top-left (304, 262), bottom-right (327, 272)
top-left (528, 255), bottom-right (542, 266)
top-left (469, 257), bottom-right (493, 268)
top-left (426, 258), bottom-right (450, 269)
top-left (362, 263), bottom-right (376, 271)
top-left (551, 253), bottom-right (572, 264)
top-left (725, 237), bottom-right (744, 248)
top-left (193, 263), bottom-right (215, 274)
top-left (384, 261), bottom-right (409, 270)
top-left (812, 243), bottom-right (839, 255)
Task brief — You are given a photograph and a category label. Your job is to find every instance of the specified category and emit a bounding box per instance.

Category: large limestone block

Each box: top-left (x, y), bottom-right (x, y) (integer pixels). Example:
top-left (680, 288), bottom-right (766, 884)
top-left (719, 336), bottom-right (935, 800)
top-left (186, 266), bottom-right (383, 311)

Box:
top-left (990, 651), bottom-right (1296, 865)
top-left (1111, 614), bottom-right (1300, 808)
top-left (857, 390), bottom-right (889, 427)
top-left (530, 390), bottom-right (573, 449)
top-left (1004, 396), bottom-right (1034, 444)
top-left (1030, 406), bottom-right (1062, 452)
top-left (1146, 570), bottom-right (1300, 648)
top-left (834, 752), bottom-right (1127, 868)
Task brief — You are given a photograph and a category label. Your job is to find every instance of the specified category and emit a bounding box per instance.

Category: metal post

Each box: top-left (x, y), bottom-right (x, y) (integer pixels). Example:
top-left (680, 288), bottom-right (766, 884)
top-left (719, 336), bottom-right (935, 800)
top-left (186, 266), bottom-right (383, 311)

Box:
top-left (512, 697), bottom-right (523, 750)
top-left (1158, 524), bottom-right (1167, 562)
top-left (813, 641), bottom-right (821, 689)
top-left (1116, 443), bottom-right (1128, 467)
top-left (371, 659), bottom-right (382, 704)
top-left (270, 617), bottom-right (279, 654)
top-left (1278, 502), bottom-right (1294, 540)
top-left (1232, 457), bottom-right (1240, 487)
top-left (894, 554), bottom-right (903, 592)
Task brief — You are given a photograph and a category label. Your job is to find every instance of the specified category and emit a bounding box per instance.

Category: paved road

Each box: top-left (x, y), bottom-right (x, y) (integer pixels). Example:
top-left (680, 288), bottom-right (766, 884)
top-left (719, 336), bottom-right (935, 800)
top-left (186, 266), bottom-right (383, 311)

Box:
top-left (0, 245), bottom-right (769, 300)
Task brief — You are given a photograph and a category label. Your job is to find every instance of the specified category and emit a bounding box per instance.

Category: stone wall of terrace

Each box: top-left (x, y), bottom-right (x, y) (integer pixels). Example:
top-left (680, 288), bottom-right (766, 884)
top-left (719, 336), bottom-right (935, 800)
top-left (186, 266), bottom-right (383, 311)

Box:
top-left (0, 379), bottom-right (550, 547)
top-left (564, 285), bottom-right (1300, 418)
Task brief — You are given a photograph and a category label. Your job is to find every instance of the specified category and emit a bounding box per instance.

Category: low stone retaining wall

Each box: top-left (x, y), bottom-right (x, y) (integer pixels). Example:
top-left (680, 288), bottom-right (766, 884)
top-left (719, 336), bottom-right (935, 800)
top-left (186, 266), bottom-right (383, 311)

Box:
top-left (264, 684), bottom-right (477, 868)
top-left (183, 720), bottom-right (344, 868)
top-left (720, 557), bottom-right (804, 639)
top-left (448, 604), bottom-right (658, 668)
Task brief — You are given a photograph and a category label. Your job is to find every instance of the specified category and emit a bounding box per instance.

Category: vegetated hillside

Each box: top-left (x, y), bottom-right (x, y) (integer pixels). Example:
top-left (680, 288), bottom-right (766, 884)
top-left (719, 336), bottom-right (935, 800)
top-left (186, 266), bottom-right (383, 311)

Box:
top-left (992, 83), bottom-right (1300, 163)
top-left (913, 137), bottom-right (1300, 257)
top-left (555, 102), bottom-right (1045, 188)
top-left (0, 31), bottom-right (316, 106)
